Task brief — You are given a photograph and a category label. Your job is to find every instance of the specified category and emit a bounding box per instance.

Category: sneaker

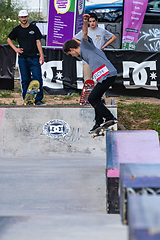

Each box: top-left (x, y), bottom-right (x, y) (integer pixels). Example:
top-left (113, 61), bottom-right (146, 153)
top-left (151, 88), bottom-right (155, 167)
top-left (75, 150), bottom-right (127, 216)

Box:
top-left (89, 123), bottom-right (100, 133)
top-left (112, 117), bottom-right (118, 124)
top-left (103, 117), bottom-right (118, 125)
top-left (35, 101), bottom-right (46, 106)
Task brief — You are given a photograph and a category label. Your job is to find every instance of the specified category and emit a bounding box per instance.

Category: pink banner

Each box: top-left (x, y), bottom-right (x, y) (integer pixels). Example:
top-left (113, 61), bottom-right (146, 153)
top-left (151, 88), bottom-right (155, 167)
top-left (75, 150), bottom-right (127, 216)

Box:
top-left (122, 0), bottom-right (148, 50)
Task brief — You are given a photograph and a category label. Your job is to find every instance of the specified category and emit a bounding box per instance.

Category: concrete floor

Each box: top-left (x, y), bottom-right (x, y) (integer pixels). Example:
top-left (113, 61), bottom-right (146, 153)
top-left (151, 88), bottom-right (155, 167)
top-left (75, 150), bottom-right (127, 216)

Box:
top-left (0, 156), bottom-right (128, 240)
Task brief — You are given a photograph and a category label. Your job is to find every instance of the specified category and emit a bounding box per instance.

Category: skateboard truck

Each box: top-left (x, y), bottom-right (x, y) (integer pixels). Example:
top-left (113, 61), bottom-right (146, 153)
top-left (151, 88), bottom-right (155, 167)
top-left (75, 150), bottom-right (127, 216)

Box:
top-left (90, 120), bottom-right (116, 138)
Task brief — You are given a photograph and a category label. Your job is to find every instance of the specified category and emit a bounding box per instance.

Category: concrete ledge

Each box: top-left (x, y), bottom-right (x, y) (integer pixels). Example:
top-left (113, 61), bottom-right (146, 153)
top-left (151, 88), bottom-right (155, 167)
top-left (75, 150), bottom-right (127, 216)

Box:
top-left (0, 106), bottom-right (117, 158)
top-left (0, 104), bottom-right (117, 108)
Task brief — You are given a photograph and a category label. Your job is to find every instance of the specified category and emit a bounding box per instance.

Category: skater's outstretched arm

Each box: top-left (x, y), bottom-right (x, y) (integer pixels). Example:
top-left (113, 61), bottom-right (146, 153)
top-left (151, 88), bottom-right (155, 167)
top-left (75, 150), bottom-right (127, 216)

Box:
top-left (82, 14), bottom-right (90, 41)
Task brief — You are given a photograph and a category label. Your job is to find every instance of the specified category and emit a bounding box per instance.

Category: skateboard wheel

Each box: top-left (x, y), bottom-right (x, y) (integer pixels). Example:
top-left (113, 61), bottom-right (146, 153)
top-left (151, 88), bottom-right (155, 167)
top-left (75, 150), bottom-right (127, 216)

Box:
top-left (101, 128), bottom-right (104, 133)
top-left (92, 135), bottom-right (95, 138)
top-left (112, 127), bottom-right (114, 131)
top-left (102, 132), bottom-right (105, 136)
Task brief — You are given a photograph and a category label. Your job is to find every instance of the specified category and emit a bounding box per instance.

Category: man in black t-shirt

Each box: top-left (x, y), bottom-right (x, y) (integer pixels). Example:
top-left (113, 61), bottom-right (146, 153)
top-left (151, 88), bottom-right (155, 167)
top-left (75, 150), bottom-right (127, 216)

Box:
top-left (7, 10), bottom-right (45, 105)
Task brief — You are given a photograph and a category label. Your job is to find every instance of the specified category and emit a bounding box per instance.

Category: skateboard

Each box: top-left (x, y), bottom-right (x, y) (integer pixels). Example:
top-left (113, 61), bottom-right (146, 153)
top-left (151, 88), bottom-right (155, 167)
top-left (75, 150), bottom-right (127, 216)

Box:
top-left (90, 120), bottom-right (115, 138)
top-left (79, 79), bottom-right (95, 105)
top-left (23, 80), bottom-right (40, 105)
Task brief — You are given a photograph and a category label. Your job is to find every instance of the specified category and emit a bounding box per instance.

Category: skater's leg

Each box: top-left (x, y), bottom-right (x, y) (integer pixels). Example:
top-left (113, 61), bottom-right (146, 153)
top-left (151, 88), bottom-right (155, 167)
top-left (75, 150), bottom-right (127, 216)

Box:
top-left (88, 76), bottom-right (116, 122)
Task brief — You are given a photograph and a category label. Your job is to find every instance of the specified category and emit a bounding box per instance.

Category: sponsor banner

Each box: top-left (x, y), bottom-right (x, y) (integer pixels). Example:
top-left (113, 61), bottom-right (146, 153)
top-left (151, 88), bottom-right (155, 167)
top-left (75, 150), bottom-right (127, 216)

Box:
top-left (122, 0), bottom-right (148, 50)
top-left (105, 50), bottom-right (160, 98)
top-left (42, 48), bottom-right (83, 95)
top-left (42, 48), bottom-right (160, 98)
top-left (74, 0), bottom-right (85, 35)
top-left (47, 0), bottom-right (85, 47)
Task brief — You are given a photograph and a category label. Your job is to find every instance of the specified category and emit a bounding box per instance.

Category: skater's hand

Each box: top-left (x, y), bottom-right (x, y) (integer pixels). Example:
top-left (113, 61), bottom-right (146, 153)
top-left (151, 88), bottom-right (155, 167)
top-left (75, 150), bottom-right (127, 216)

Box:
top-left (82, 14), bottom-right (90, 40)
top-left (83, 14), bottom-right (90, 22)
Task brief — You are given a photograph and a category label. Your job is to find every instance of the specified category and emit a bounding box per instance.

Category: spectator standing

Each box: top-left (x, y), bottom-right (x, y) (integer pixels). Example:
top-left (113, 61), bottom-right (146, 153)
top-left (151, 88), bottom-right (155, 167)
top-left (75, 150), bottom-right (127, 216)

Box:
top-left (7, 9), bottom-right (45, 105)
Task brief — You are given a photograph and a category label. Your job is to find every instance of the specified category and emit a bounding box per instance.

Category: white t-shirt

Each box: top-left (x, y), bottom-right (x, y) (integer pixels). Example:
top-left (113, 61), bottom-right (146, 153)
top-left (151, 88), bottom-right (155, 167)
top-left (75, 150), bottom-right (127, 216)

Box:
top-left (74, 27), bottom-right (113, 49)
top-left (74, 27), bottom-right (113, 64)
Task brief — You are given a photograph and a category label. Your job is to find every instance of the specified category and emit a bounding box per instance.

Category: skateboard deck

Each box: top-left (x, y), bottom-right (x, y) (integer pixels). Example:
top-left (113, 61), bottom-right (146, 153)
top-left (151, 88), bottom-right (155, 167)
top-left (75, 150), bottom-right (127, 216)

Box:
top-left (79, 79), bottom-right (95, 105)
top-left (24, 80), bottom-right (40, 105)
top-left (90, 120), bottom-right (115, 138)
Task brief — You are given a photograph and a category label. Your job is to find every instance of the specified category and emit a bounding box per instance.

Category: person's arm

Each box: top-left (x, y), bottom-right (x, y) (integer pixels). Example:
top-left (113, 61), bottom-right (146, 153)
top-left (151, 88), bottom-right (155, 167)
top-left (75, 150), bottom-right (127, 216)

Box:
top-left (7, 37), bottom-right (24, 55)
top-left (82, 14), bottom-right (90, 41)
top-left (36, 39), bottom-right (44, 65)
top-left (72, 30), bottom-right (82, 44)
top-left (101, 35), bottom-right (117, 51)
top-left (72, 37), bottom-right (81, 45)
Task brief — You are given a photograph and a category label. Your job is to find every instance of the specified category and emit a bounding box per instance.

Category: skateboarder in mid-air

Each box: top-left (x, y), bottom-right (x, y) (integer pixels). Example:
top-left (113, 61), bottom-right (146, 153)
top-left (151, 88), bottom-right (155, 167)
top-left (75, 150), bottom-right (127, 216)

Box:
top-left (63, 14), bottom-right (117, 133)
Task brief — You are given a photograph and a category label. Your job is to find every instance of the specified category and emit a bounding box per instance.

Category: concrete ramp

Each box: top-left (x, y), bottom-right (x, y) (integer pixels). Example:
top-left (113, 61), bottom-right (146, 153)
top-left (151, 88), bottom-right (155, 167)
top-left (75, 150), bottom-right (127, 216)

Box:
top-left (0, 156), bottom-right (128, 240)
top-left (0, 105), bottom-right (129, 240)
top-left (0, 106), bottom-right (117, 158)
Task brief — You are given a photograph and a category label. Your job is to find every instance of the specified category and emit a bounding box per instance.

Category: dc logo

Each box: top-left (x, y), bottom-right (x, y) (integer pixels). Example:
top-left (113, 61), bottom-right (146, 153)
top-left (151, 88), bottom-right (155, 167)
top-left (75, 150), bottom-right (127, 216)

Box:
top-left (43, 119), bottom-right (70, 138)
top-left (41, 61), bottom-right (63, 80)
top-left (123, 61), bottom-right (158, 89)
top-left (50, 125), bottom-right (63, 134)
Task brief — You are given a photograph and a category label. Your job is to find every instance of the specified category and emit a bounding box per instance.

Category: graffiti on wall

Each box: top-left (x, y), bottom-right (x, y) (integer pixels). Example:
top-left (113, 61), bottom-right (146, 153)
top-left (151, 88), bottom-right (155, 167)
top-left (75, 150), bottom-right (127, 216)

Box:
top-left (137, 28), bottom-right (160, 51)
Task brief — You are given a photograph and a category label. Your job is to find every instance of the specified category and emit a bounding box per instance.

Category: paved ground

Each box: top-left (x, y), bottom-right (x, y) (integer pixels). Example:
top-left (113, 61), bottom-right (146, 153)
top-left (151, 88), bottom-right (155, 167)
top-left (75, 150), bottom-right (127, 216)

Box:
top-left (0, 156), bottom-right (128, 240)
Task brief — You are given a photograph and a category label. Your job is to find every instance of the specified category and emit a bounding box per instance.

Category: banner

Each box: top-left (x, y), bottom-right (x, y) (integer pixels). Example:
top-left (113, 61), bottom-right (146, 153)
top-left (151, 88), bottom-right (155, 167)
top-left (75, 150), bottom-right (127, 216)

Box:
top-left (0, 45), bottom-right (16, 90)
top-left (3, 44), bottom-right (160, 98)
top-left (41, 48), bottom-right (160, 98)
top-left (122, 0), bottom-right (148, 50)
top-left (74, 0), bottom-right (85, 35)
top-left (47, 0), bottom-right (85, 48)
